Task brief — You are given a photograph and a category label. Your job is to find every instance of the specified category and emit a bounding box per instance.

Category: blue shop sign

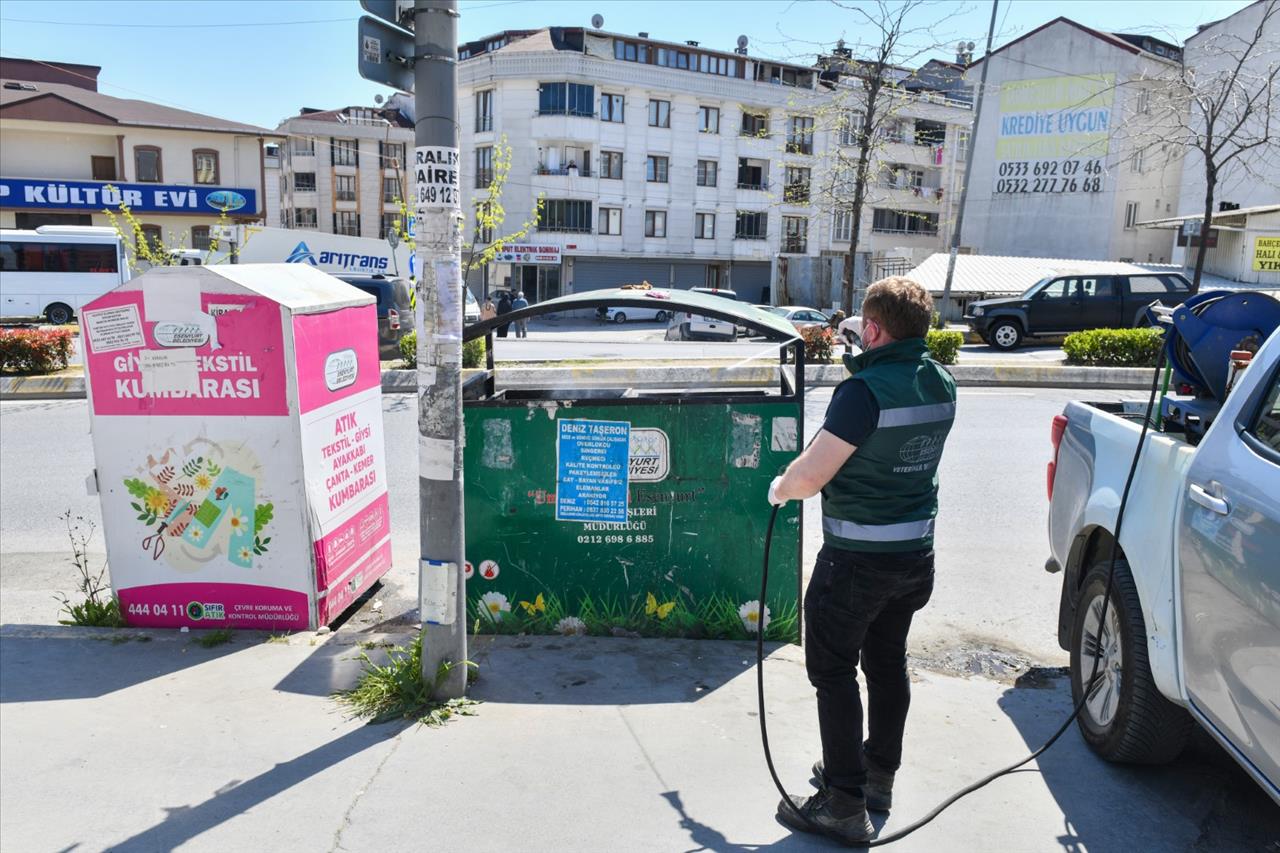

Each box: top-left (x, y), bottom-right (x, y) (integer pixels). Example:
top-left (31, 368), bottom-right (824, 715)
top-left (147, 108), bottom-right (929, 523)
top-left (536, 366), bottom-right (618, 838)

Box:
top-left (0, 178), bottom-right (258, 215)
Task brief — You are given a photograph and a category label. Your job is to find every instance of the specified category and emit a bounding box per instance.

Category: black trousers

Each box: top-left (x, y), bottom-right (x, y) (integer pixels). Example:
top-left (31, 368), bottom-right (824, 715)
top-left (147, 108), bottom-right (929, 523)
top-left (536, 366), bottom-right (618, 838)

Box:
top-left (804, 544), bottom-right (935, 794)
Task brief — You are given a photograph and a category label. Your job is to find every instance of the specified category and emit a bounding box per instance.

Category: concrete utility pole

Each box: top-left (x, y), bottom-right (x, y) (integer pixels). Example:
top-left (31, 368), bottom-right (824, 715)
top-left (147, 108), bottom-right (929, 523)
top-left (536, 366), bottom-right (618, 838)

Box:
top-left (414, 0), bottom-right (467, 699)
top-left (937, 0), bottom-right (998, 328)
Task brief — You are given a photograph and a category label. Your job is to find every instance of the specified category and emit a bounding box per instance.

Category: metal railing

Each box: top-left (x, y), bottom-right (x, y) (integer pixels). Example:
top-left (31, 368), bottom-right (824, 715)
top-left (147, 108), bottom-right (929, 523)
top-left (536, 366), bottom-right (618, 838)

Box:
top-left (737, 181), bottom-right (769, 191)
top-left (534, 165), bottom-right (592, 177)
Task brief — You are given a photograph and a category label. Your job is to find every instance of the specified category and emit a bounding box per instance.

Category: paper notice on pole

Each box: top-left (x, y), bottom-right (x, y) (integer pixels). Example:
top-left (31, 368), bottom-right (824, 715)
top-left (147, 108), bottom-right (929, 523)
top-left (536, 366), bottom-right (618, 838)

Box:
top-left (83, 304), bottom-right (144, 353)
top-left (139, 348), bottom-right (199, 395)
top-left (432, 258), bottom-right (463, 342)
top-left (142, 274), bottom-right (200, 321)
top-left (419, 435), bottom-right (456, 481)
top-left (414, 146), bottom-right (460, 211)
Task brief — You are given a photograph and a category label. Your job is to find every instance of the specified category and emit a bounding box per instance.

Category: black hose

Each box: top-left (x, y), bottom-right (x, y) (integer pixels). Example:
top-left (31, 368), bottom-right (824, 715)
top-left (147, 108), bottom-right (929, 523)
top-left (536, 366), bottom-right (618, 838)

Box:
top-left (758, 351), bottom-right (1167, 845)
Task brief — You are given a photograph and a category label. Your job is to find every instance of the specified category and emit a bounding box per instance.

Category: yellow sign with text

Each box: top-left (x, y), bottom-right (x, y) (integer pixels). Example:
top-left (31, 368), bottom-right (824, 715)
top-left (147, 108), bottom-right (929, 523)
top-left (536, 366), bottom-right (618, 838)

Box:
top-left (1254, 236), bottom-right (1280, 272)
top-left (995, 74), bottom-right (1115, 161)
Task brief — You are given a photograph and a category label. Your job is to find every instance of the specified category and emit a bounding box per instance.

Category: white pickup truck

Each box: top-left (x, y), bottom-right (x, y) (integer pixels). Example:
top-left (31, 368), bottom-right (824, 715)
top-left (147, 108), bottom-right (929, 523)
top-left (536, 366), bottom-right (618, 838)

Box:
top-left (1046, 325), bottom-right (1280, 803)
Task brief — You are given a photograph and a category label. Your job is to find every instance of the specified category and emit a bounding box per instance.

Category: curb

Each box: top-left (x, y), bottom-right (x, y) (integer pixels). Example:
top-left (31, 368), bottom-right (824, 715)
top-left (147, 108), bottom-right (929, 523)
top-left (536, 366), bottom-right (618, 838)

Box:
top-left (2, 363), bottom-right (1154, 401)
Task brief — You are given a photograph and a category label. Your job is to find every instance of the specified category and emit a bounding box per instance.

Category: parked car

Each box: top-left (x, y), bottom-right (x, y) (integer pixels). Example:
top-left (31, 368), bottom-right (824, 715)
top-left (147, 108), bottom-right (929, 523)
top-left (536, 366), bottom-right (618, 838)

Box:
top-left (464, 286), bottom-right (480, 325)
top-left (335, 273), bottom-right (414, 359)
top-left (769, 306), bottom-right (831, 331)
top-left (1046, 323), bottom-right (1280, 802)
top-left (675, 287), bottom-right (739, 340)
top-left (965, 272), bottom-right (1194, 350)
top-left (597, 304), bottom-right (672, 324)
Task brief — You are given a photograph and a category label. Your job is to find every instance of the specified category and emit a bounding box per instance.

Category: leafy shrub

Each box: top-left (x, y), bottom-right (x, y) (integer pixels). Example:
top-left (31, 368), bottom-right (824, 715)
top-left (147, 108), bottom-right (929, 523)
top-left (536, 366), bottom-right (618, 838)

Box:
top-left (1063, 328), bottom-right (1164, 366)
top-left (463, 336), bottom-right (486, 369)
top-left (800, 325), bottom-right (836, 364)
top-left (55, 511), bottom-right (126, 628)
top-left (0, 328), bottom-right (73, 374)
top-left (926, 330), bottom-right (963, 365)
top-left (399, 331), bottom-right (416, 368)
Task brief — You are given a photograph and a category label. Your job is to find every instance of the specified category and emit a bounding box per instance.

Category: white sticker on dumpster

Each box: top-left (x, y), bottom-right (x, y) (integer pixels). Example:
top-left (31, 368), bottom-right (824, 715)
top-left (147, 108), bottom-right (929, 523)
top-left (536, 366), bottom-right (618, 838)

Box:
top-left (628, 428), bottom-right (669, 482)
top-left (414, 146), bottom-right (460, 211)
top-left (84, 304), bottom-right (145, 353)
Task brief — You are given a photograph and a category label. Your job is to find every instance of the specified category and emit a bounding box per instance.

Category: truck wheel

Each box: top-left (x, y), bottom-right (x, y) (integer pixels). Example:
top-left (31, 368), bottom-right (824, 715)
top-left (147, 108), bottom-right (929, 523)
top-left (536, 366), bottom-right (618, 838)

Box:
top-left (989, 319), bottom-right (1022, 350)
top-left (613, 312), bottom-right (627, 324)
top-left (1069, 559), bottom-right (1192, 764)
top-left (45, 303), bottom-right (74, 325)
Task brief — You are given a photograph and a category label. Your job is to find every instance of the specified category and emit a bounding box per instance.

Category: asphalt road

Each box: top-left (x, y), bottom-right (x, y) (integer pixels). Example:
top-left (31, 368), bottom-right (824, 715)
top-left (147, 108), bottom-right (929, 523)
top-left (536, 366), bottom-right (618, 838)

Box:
top-left (2, 386), bottom-right (1125, 664)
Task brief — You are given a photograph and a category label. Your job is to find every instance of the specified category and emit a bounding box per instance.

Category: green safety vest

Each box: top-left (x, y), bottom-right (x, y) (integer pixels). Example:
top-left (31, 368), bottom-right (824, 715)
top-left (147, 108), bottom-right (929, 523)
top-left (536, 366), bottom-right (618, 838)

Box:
top-left (822, 338), bottom-right (957, 553)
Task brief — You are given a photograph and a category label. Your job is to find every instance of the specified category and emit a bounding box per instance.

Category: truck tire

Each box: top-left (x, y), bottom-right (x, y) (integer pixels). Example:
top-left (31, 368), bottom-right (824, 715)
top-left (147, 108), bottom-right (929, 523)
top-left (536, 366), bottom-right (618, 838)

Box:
top-left (1069, 559), bottom-right (1192, 764)
top-left (989, 319), bottom-right (1022, 350)
top-left (45, 303), bottom-right (74, 325)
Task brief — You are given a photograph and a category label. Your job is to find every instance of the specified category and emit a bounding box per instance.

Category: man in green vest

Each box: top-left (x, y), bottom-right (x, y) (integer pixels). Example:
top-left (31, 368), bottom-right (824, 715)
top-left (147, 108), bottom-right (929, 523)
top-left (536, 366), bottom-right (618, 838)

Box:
top-left (768, 277), bottom-right (957, 845)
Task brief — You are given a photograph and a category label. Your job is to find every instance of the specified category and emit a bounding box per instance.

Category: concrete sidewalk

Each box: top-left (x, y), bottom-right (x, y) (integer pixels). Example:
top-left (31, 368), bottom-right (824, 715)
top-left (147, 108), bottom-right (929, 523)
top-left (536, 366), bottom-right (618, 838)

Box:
top-left (1, 627), bottom-right (1272, 853)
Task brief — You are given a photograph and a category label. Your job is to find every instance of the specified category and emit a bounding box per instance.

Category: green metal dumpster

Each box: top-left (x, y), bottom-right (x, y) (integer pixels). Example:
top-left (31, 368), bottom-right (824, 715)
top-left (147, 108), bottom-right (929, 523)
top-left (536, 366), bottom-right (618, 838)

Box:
top-left (460, 289), bottom-right (806, 642)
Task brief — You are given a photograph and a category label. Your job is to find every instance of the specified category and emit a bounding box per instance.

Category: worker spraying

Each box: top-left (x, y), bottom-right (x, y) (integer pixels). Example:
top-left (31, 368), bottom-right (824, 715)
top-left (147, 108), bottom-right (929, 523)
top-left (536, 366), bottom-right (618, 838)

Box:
top-left (768, 278), bottom-right (957, 845)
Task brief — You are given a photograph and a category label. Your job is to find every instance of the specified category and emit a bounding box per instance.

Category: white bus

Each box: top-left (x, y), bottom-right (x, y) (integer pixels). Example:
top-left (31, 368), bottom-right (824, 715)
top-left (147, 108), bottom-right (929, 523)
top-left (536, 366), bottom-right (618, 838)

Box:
top-left (0, 226), bottom-right (131, 325)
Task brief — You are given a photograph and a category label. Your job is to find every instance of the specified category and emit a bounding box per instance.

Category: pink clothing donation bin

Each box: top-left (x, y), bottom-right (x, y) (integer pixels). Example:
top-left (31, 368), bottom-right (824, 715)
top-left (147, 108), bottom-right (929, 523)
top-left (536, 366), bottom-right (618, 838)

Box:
top-left (80, 264), bottom-right (392, 630)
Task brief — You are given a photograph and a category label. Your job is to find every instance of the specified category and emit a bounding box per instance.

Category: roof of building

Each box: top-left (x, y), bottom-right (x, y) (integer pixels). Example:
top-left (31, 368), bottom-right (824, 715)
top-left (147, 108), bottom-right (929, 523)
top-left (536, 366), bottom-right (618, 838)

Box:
top-left (1137, 204), bottom-right (1280, 228)
top-left (0, 75), bottom-right (277, 136)
top-left (904, 253), bottom-right (1201, 296)
top-left (280, 104), bottom-right (412, 129)
top-left (969, 16), bottom-right (1179, 68)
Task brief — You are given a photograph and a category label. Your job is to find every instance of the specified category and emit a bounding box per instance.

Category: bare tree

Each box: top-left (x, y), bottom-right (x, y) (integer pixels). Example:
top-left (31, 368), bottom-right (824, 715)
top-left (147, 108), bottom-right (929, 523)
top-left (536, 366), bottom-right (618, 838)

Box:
top-left (1132, 0), bottom-right (1279, 288)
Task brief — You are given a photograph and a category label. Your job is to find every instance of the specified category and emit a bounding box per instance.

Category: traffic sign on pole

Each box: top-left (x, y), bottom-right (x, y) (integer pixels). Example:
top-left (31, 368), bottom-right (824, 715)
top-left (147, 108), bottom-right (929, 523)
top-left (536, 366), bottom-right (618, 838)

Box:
top-left (360, 0), bottom-right (413, 29)
top-left (357, 15), bottom-right (415, 92)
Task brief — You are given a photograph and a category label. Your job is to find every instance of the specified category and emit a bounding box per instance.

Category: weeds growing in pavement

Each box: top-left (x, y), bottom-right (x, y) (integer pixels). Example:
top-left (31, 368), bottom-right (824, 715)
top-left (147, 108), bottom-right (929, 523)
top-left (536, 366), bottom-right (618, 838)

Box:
top-left (55, 511), bottom-right (125, 628)
top-left (334, 634), bottom-right (480, 726)
top-left (193, 629), bottom-right (234, 648)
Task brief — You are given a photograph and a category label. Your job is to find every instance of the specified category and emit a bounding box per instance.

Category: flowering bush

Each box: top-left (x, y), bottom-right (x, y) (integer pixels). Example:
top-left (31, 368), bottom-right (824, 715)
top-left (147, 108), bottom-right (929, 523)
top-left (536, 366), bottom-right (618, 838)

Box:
top-left (0, 328), bottom-right (74, 374)
top-left (800, 325), bottom-right (836, 364)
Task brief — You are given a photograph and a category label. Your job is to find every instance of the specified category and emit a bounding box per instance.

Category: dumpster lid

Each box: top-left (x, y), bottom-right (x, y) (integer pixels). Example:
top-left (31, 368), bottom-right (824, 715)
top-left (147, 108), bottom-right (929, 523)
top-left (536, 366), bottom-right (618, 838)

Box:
top-left (121, 264), bottom-right (376, 315)
top-left (463, 287), bottom-right (801, 342)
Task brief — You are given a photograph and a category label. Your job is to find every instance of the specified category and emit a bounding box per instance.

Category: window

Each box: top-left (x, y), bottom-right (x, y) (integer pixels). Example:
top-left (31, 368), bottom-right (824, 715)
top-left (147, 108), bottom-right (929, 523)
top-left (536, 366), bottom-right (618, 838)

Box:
top-left (600, 93), bottom-right (625, 123)
top-left (380, 213), bottom-right (401, 241)
top-left (648, 99), bottom-right (670, 128)
top-left (833, 210), bottom-right (852, 242)
top-left (741, 111), bottom-right (768, 138)
top-left (538, 82), bottom-right (594, 116)
top-left (191, 150), bottom-right (219, 185)
top-left (332, 138), bottom-right (358, 167)
top-left (293, 208), bottom-right (318, 229)
top-left (646, 155), bottom-right (669, 183)
top-left (695, 212), bottom-right (715, 239)
top-left (383, 175), bottom-right (401, 203)
top-left (871, 209), bottom-right (939, 235)
top-left (598, 207), bottom-right (622, 235)
top-left (956, 130), bottom-right (970, 159)
top-left (1077, 277), bottom-right (1112, 298)
top-left (90, 156), bottom-right (116, 181)
top-left (786, 116), bottom-right (814, 155)
top-left (334, 211), bottom-right (360, 236)
top-left (293, 172), bottom-right (316, 192)
top-left (696, 160), bottom-right (718, 187)
top-left (539, 199), bottom-right (593, 232)
top-left (138, 224), bottom-right (163, 252)
top-left (475, 89), bottom-right (494, 132)
top-left (1124, 201), bottom-right (1140, 229)
top-left (784, 167), bottom-right (810, 204)
top-left (735, 211), bottom-right (768, 239)
top-left (335, 175), bottom-right (356, 202)
top-left (653, 47), bottom-right (689, 68)
top-left (644, 210), bottom-right (667, 238)
top-left (191, 226), bottom-right (211, 251)
top-left (291, 137), bottom-right (314, 155)
top-left (737, 158), bottom-right (767, 190)
top-left (475, 202), bottom-right (494, 243)
top-left (476, 146), bottom-right (493, 188)
top-left (600, 150), bottom-right (623, 180)
top-left (1037, 278), bottom-right (1077, 300)
top-left (0, 241), bottom-right (120, 273)
top-left (913, 120), bottom-right (946, 146)
top-left (1136, 88), bottom-right (1151, 115)
top-left (379, 141), bottom-right (405, 168)
top-left (886, 165), bottom-right (924, 189)
top-left (1246, 368), bottom-right (1280, 455)
top-left (839, 111), bottom-right (864, 146)
top-left (133, 146), bottom-right (162, 182)
top-left (782, 216), bottom-right (808, 253)
top-left (1126, 275), bottom-right (1177, 294)
top-left (1130, 148), bottom-right (1144, 173)
top-left (698, 106), bottom-right (720, 134)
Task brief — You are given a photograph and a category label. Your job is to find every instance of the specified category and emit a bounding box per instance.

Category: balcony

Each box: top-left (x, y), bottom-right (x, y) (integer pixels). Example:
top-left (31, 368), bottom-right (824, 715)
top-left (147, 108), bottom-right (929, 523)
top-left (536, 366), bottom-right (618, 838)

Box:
top-left (536, 224), bottom-right (594, 234)
top-left (534, 164), bottom-right (592, 177)
top-left (737, 181), bottom-right (769, 191)
top-left (781, 238), bottom-right (808, 254)
top-left (783, 185), bottom-right (811, 205)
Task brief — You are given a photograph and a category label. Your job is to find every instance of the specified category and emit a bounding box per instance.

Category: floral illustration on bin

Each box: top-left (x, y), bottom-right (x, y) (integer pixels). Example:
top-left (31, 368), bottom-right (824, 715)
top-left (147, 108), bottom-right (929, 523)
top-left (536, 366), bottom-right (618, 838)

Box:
top-left (464, 560), bottom-right (793, 640)
top-left (122, 441), bottom-right (273, 571)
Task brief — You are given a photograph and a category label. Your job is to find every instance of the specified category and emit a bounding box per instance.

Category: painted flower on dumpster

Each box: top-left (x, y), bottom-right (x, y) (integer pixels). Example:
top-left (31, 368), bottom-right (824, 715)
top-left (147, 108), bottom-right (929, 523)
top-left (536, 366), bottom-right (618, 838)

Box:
top-left (194, 472), bottom-right (213, 491)
top-left (237, 546), bottom-right (253, 563)
top-left (645, 592), bottom-right (675, 620)
top-left (144, 491), bottom-right (170, 515)
top-left (480, 591), bottom-right (511, 622)
top-left (555, 616), bottom-right (587, 636)
top-left (738, 600), bottom-right (771, 634)
top-left (519, 593), bottom-right (546, 616)
top-left (227, 507), bottom-right (247, 534)
top-left (188, 527), bottom-right (204, 543)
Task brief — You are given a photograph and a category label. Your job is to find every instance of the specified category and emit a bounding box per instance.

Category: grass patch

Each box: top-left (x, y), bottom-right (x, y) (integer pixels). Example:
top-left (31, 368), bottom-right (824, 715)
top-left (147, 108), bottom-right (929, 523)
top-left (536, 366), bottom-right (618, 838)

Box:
top-left (55, 511), bottom-right (126, 628)
top-left (265, 633), bottom-right (291, 644)
top-left (334, 634), bottom-right (480, 726)
top-left (192, 629), bottom-right (234, 648)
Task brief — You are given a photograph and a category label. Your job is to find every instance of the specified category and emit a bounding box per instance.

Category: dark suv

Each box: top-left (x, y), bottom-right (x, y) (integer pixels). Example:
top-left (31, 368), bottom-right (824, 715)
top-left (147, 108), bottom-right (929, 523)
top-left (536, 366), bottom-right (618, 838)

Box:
top-left (965, 272), bottom-right (1193, 350)
top-left (336, 274), bottom-right (414, 359)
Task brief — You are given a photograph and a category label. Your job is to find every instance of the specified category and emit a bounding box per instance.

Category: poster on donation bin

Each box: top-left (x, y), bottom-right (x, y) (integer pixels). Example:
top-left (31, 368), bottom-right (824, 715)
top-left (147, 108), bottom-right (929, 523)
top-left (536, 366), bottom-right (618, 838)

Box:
top-left (80, 264), bottom-right (392, 630)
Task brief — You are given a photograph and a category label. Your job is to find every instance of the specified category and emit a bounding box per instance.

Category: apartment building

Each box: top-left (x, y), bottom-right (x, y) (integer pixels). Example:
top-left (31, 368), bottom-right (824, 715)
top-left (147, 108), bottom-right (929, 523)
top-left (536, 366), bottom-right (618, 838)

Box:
top-left (456, 27), bottom-right (972, 305)
top-left (271, 95), bottom-right (414, 243)
top-left (0, 57), bottom-right (277, 249)
top-left (962, 18), bottom-right (1187, 263)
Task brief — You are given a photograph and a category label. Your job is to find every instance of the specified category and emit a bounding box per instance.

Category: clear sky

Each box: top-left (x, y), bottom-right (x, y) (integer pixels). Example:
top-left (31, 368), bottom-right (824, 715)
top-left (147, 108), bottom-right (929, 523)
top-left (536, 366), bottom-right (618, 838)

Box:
top-left (0, 0), bottom-right (1255, 130)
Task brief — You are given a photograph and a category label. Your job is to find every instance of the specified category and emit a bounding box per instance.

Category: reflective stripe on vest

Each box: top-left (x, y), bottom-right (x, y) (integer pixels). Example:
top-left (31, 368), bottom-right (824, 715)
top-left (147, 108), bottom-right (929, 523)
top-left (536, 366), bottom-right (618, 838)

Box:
top-left (822, 515), bottom-right (936, 542)
top-left (877, 401), bottom-right (957, 429)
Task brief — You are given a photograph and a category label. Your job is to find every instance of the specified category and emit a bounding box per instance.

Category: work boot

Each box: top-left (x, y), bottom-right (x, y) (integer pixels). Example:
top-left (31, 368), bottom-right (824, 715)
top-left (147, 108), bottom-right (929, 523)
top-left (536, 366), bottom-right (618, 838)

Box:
top-left (811, 753), bottom-right (895, 812)
top-left (777, 786), bottom-right (874, 846)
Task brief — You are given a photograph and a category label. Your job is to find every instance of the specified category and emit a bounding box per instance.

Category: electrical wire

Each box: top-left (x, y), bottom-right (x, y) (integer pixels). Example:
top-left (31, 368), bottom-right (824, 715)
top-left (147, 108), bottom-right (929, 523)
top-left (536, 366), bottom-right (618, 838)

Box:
top-left (758, 349), bottom-right (1167, 845)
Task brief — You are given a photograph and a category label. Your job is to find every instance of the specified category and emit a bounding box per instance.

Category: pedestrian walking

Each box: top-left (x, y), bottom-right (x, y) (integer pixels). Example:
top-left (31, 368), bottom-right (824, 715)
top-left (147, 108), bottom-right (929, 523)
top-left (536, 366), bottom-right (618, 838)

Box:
top-left (767, 277), bottom-right (957, 846)
top-left (512, 291), bottom-right (530, 338)
top-left (496, 291), bottom-right (513, 338)
top-left (480, 295), bottom-right (497, 322)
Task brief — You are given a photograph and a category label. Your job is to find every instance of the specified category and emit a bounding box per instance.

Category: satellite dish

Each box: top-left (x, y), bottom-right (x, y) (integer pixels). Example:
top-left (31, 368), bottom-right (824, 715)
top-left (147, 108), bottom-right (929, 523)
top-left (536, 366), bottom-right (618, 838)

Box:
top-left (591, 13), bottom-right (604, 29)
top-left (966, 41), bottom-right (976, 51)
top-left (373, 93), bottom-right (384, 105)
top-left (737, 34), bottom-right (749, 49)
top-left (957, 41), bottom-right (966, 52)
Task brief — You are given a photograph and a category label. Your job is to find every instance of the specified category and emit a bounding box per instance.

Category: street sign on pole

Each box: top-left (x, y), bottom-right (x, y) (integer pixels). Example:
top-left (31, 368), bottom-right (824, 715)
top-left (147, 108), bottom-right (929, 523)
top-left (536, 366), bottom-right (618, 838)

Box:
top-left (360, 0), bottom-right (413, 29)
top-left (357, 15), bottom-right (415, 92)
